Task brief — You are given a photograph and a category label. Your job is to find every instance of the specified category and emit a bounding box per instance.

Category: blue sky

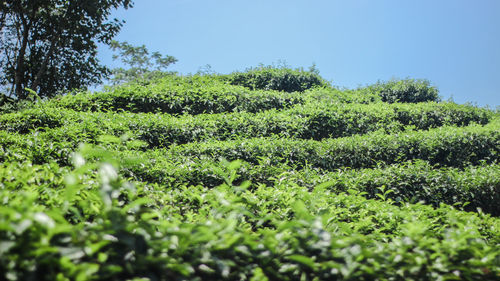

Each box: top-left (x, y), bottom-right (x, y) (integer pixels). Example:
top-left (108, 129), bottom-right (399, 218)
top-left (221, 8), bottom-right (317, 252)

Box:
top-left (98, 0), bottom-right (500, 107)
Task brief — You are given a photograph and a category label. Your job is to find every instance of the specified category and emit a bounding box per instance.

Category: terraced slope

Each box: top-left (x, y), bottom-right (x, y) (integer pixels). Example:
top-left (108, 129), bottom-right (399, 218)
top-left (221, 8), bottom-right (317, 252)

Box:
top-left (0, 70), bottom-right (499, 280)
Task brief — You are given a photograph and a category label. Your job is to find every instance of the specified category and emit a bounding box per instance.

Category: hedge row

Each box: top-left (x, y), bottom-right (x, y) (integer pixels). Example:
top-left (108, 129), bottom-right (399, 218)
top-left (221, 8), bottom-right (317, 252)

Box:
top-left (2, 124), bottom-right (498, 216)
top-left (0, 102), bottom-right (493, 148)
top-left (159, 122), bottom-right (499, 170)
top-left (120, 152), bottom-right (500, 215)
top-left (2, 67), bottom-right (500, 281)
top-left (0, 130), bottom-right (78, 165)
top-left (42, 76), bottom-right (304, 114)
top-left (1, 120), bottom-right (498, 169)
top-left (1, 156), bottom-right (499, 280)
top-left (2, 131), bottom-right (498, 216)
top-left (1, 121), bottom-right (499, 217)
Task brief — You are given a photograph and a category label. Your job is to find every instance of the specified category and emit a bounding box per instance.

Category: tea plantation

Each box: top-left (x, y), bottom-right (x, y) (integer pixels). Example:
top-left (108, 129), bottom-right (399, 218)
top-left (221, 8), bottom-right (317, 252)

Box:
top-left (0, 68), bottom-right (499, 280)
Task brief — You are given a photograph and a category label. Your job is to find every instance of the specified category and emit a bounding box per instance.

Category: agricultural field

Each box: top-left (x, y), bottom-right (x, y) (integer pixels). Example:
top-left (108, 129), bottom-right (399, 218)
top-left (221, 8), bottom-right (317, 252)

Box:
top-left (0, 67), bottom-right (499, 280)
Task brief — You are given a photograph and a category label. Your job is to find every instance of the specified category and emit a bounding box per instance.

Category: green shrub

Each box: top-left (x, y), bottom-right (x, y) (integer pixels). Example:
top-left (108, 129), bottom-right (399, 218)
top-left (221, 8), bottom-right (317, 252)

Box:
top-left (119, 153), bottom-right (500, 215)
top-left (0, 108), bottom-right (67, 133)
top-left (1, 68), bottom-right (499, 280)
top-left (162, 123), bottom-right (499, 170)
top-left (1, 102), bottom-right (492, 147)
top-left (365, 78), bottom-right (440, 103)
top-left (44, 75), bottom-right (304, 114)
top-left (0, 92), bottom-right (15, 107)
top-left (225, 65), bottom-right (328, 92)
top-left (1, 154), bottom-right (499, 280)
top-left (1, 120), bottom-right (498, 169)
top-left (303, 86), bottom-right (382, 104)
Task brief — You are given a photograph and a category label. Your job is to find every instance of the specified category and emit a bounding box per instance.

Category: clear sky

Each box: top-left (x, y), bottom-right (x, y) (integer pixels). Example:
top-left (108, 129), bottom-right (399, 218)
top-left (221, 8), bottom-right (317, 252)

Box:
top-left (98, 0), bottom-right (500, 107)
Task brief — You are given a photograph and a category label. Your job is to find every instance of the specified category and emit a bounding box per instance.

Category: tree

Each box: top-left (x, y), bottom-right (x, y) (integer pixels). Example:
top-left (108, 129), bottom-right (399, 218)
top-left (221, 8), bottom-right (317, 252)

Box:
top-left (109, 40), bottom-right (177, 85)
top-left (0, 0), bottom-right (134, 100)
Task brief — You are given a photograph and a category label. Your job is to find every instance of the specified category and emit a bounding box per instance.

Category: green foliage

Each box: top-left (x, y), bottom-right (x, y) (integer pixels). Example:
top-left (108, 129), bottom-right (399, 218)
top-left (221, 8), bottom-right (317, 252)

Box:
top-left (303, 86), bottom-right (382, 104)
top-left (0, 93), bottom-right (15, 107)
top-left (158, 123), bottom-right (498, 170)
top-left (1, 101), bottom-right (491, 146)
top-left (43, 75), bottom-right (303, 114)
top-left (0, 154), bottom-right (499, 280)
top-left (225, 65), bottom-right (328, 92)
top-left (0, 70), bottom-right (499, 280)
top-left (363, 78), bottom-right (440, 103)
top-left (105, 154), bottom-right (500, 215)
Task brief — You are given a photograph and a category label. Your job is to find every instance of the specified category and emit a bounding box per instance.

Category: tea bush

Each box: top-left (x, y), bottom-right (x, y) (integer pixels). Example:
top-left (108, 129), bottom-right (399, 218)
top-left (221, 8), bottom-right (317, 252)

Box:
top-left (162, 123), bottom-right (499, 170)
top-left (225, 65), bottom-right (328, 92)
top-left (0, 153), bottom-right (499, 280)
top-left (362, 78), bottom-right (440, 103)
top-left (1, 102), bottom-right (491, 145)
top-left (0, 71), bottom-right (499, 280)
top-left (44, 75), bottom-right (304, 114)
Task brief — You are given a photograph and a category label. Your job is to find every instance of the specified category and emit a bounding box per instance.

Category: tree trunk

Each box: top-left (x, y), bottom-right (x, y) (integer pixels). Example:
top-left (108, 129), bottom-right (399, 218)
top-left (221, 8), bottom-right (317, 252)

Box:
top-left (14, 16), bottom-right (30, 99)
top-left (32, 35), bottom-right (58, 93)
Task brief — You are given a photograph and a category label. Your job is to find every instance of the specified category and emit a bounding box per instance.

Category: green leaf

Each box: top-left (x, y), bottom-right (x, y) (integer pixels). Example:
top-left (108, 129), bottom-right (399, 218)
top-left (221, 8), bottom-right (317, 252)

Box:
top-left (287, 255), bottom-right (317, 270)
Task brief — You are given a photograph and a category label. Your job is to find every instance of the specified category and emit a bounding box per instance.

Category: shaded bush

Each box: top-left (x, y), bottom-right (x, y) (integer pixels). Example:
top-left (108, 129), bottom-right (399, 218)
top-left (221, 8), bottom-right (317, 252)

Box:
top-left (366, 78), bottom-right (440, 103)
top-left (0, 92), bottom-right (17, 113)
top-left (226, 65), bottom-right (328, 92)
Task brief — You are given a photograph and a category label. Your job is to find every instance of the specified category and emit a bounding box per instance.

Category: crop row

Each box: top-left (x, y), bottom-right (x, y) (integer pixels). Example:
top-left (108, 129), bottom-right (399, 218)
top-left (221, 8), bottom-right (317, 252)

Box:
top-left (1, 116), bottom-right (498, 217)
top-left (41, 76), bottom-right (304, 114)
top-left (2, 127), bottom-right (498, 216)
top-left (122, 153), bottom-right (500, 215)
top-left (1, 155), bottom-right (499, 280)
top-left (158, 122), bottom-right (499, 169)
top-left (2, 67), bottom-right (499, 280)
top-left (1, 120), bottom-right (498, 168)
top-left (0, 102), bottom-right (493, 148)
top-left (10, 74), bottom-right (440, 116)
top-left (2, 155), bottom-right (499, 243)
top-left (1, 122), bottom-right (498, 216)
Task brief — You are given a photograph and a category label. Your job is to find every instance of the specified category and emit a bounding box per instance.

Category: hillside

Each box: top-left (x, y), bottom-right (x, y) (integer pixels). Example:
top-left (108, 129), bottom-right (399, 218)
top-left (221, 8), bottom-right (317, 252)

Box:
top-left (0, 67), bottom-right (499, 280)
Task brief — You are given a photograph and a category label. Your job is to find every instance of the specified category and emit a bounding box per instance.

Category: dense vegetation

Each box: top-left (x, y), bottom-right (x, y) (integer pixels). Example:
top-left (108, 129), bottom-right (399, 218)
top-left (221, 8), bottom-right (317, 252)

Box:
top-left (0, 68), bottom-right (499, 280)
